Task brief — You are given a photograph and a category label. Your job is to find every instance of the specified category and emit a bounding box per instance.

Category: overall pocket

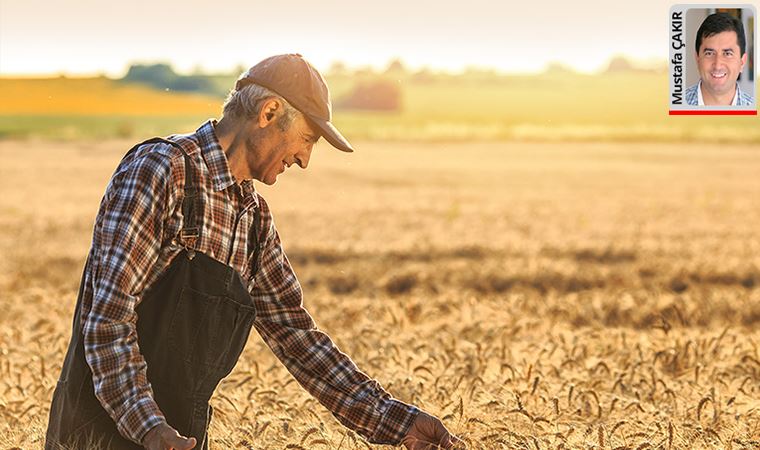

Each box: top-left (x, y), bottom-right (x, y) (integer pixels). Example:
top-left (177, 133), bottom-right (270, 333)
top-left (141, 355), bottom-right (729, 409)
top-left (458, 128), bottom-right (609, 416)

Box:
top-left (168, 287), bottom-right (256, 370)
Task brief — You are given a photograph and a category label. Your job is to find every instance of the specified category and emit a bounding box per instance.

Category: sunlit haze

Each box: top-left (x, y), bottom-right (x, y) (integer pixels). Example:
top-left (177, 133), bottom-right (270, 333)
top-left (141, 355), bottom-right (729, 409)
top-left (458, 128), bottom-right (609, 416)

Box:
top-left (0, 0), bottom-right (731, 76)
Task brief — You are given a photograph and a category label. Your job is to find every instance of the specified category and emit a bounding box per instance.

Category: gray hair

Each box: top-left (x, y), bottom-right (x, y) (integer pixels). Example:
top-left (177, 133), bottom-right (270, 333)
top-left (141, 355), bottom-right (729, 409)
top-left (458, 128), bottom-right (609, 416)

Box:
top-left (222, 83), bottom-right (299, 131)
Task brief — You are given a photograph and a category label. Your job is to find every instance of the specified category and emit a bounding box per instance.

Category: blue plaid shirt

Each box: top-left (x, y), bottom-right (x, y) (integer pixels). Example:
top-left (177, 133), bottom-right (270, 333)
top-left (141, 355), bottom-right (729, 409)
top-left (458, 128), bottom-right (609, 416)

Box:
top-left (685, 81), bottom-right (754, 106)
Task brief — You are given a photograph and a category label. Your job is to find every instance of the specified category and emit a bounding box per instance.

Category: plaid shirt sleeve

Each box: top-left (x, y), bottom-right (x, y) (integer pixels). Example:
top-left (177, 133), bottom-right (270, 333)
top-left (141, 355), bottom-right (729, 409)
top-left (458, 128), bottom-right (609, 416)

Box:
top-left (83, 147), bottom-right (180, 445)
top-left (250, 198), bottom-right (419, 445)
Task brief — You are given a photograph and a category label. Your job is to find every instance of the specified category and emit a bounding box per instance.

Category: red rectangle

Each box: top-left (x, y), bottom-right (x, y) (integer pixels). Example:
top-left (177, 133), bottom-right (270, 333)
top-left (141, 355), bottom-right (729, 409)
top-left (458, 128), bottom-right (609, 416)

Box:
top-left (669, 110), bottom-right (758, 115)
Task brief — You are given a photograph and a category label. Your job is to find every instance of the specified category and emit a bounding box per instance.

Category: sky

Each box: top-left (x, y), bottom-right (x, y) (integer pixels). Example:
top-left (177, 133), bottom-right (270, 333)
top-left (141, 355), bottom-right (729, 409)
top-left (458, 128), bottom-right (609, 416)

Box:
top-left (0, 0), bottom-right (747, 76)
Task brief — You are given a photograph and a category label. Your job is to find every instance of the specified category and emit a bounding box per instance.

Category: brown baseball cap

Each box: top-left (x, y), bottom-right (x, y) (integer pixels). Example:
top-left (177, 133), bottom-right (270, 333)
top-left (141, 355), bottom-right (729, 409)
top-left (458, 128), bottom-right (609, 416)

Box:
top-left (235, 53), bottom-right (354, 153)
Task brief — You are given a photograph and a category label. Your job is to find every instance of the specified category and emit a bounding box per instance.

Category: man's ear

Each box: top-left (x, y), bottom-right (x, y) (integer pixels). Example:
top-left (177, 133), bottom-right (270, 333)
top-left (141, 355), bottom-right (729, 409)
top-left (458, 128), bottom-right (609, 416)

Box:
top-left (258, 98), bottom-right (282, 128)
top-left (741, 52), bottom-right (748, 70)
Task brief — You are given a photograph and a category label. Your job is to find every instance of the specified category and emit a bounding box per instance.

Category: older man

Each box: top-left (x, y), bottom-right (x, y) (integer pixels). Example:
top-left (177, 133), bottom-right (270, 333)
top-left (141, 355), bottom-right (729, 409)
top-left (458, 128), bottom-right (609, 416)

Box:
top-left (685, 12), bottom-right (755, 106)
top-left (45, 54), bottom-right (462, 450)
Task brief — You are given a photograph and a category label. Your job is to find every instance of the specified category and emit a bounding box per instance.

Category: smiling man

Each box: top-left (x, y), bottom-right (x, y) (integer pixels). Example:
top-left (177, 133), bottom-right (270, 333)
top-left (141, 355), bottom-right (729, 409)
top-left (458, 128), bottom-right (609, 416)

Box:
top-left (685, 12), bottom-right (754, 106)
top-left (45, 54), bottom-right (463, 450)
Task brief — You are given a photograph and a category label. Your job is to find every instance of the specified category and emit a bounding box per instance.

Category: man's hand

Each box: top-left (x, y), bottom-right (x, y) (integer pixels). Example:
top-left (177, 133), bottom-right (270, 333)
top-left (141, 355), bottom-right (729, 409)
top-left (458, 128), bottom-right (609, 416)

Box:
top-left (401, 411), bottom-right (465, 449)
top-left (142, 422), bottom-right (197, 450)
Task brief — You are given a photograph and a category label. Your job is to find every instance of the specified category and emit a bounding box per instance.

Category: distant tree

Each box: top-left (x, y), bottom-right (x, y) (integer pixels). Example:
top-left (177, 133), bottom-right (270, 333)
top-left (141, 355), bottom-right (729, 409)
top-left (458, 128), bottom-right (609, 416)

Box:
top-left (384, 58), bottom-right (407, 76)
top-left (463, 66), bottom-right (497, 78)
top-left (606, 55), bottom-right (635, 73)
top-left (123, 63), bottom-right (177, 89)
top-left (609, 57), bottom-right (666, 74)
top-left (544, 61), bottom-right (575, 74)
top-left (170, 75), bottom-right (214, 92)
top-left (337, 80), bottom-right (402, 111)
top-left (122, 63), bottom-right (215, 94)
top-left (354, 66), bottom-right (377, 77)
top-left (328, 61), bottom-right (349, 77)
top-left (412, 67), bottom-right (435, 84)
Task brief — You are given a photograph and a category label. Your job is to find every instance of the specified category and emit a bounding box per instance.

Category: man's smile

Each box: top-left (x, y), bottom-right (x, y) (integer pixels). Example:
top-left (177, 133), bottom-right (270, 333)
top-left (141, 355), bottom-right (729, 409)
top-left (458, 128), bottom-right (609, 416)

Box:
top-left (710, 71), bottom-right (727, 79)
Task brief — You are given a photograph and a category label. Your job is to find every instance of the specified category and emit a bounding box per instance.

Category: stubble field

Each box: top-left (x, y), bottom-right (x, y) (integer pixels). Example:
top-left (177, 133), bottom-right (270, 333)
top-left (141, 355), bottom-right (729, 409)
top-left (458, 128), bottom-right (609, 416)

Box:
top-left (1, 139), bottom-right (760, 449)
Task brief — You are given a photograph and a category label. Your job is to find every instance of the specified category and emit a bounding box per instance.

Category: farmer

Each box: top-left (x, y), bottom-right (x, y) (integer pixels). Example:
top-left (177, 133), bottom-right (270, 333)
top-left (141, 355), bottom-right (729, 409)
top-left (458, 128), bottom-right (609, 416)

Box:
top-left (45, 54), bottom-right (463, 450)
top-left (685, 12), bottom-right (754, 106)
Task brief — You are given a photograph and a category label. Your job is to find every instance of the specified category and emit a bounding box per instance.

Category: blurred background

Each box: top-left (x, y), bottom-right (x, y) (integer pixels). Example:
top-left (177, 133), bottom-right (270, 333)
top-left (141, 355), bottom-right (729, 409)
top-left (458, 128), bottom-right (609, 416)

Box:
top-left (1, 0), bottom-right (758, 142)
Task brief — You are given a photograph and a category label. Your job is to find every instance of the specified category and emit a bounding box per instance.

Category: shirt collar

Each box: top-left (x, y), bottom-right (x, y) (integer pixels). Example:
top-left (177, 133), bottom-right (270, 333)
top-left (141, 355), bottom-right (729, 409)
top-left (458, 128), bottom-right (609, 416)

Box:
top-left (195, 119), bottom-right (237, 192)
top-left (735, 84), bottom-right (744, 105)
top-left (194, 119), bottom-right (260, 209)
top-left (697, 80), bottom-right (739, 106)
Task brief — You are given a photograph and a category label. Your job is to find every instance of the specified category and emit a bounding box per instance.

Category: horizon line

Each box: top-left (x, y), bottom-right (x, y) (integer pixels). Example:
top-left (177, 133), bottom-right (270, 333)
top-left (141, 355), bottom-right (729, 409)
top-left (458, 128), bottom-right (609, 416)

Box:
top-left (0, 56), bottom-right (670, 80)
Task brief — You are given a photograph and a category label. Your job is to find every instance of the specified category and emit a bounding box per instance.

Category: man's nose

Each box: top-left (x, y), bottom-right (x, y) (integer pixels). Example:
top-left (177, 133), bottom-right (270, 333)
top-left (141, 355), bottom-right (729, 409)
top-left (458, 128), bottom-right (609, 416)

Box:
top-left (296, 146), bottom-right (313, 169)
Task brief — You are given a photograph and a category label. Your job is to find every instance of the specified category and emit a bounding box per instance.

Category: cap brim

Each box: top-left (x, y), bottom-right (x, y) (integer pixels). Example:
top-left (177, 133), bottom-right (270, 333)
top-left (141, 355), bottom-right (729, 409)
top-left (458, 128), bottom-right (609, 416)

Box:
top-left (306, 114), bottom-right (354, 153)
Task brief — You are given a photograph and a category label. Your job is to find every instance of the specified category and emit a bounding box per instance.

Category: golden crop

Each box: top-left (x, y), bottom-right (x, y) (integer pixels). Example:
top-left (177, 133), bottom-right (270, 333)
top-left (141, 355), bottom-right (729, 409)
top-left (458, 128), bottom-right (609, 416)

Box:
top-left (1, 139), bottom-right (759, 449)
top-left (0, 77), bottom-right (218, 116)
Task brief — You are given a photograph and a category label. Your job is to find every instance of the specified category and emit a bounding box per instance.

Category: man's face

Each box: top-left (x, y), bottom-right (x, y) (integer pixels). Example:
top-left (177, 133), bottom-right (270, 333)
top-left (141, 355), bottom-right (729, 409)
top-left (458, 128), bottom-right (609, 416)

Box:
top-left (696, 30), bottom-right (747, 97)
top-left (245, 112), bottom-right (320, 185)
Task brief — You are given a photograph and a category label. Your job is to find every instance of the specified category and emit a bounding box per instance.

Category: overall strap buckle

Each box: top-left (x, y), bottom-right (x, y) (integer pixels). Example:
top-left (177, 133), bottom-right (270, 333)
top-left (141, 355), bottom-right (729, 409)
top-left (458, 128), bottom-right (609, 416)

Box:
top-left (180, 227), bottom-right (199, 260)
top-left (141, 136), bottom-right (202, 261)
top-left (179, 151), bottom-right (200, 260)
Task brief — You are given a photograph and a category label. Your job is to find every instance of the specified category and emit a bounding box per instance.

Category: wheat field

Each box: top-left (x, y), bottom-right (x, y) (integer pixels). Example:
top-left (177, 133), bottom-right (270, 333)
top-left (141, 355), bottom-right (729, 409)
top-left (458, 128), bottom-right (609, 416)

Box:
top-left (1, 139), bottom-right (760, 449)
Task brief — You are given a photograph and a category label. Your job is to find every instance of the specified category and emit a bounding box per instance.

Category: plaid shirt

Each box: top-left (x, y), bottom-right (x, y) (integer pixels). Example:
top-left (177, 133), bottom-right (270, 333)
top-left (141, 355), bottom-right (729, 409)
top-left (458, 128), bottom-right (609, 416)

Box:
top-left (685, 81), bottom-right (755, 106)
top-left (80, 120), bottom-right (419, 445)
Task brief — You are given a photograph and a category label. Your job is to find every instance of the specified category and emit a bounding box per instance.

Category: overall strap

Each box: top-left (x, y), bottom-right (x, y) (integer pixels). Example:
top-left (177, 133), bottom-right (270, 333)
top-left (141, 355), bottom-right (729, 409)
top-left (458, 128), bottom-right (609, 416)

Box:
top-left (135, 137), bottom-right (200, 257)
top-left (248, 205), bottom-right (263, 278)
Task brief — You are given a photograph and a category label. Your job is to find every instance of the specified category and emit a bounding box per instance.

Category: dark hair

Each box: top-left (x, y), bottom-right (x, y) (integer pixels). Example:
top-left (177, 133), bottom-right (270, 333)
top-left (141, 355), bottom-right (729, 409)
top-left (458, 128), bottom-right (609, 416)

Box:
top-left (695, 12), bottom-right (747, 56)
